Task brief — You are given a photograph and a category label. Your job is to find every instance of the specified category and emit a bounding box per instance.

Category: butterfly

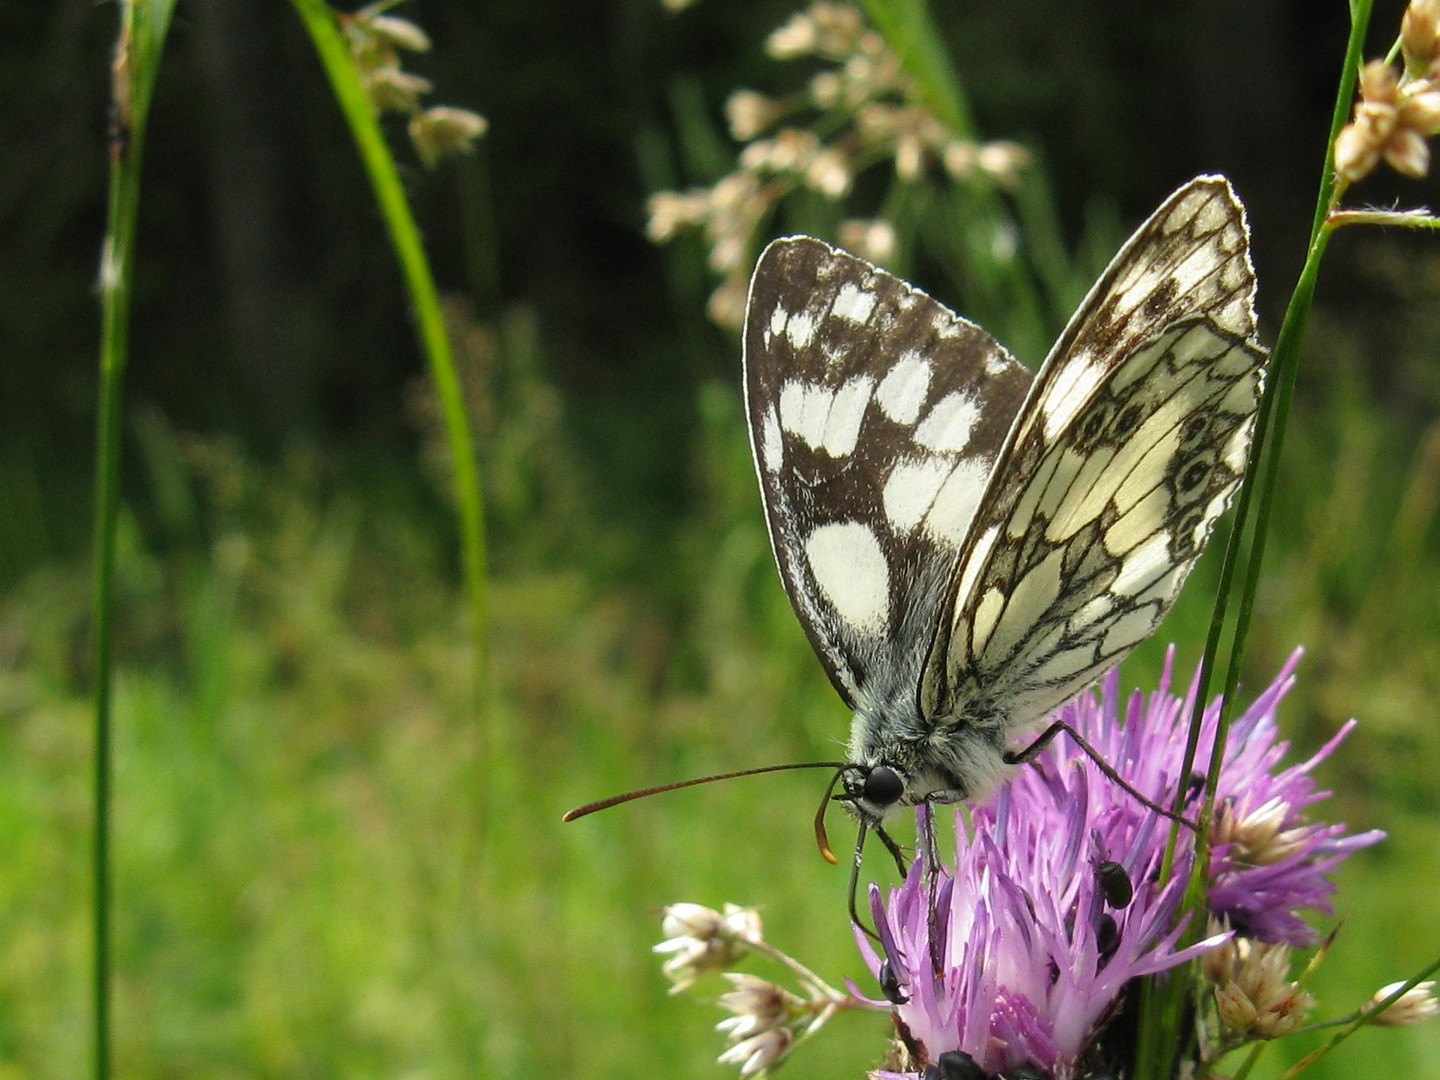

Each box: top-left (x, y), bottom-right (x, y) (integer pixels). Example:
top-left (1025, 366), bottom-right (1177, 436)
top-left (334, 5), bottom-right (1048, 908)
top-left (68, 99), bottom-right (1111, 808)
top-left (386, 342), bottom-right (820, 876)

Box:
top-left (742, 176), bottom-right (1267, 860)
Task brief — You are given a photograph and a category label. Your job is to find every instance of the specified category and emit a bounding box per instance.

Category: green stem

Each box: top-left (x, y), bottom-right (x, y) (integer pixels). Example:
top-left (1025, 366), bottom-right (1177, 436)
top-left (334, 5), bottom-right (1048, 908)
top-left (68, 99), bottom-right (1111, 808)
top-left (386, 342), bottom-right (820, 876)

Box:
top-left (1229, 1041), bottom-right (1266, 1080)
top-left (1205, 0), bottom-right (1370, 765)
top-left (94, 3), bottom-right (178, 1078)
top-left (291, 0), bottom-right (490, 717)
top-left (1278, 957), bottom-right (1440, 1079)
top-left (857, 0), bottom-right (974, 137)
top-left (858, 0), bottom-right (1060, 354)
top-left (1133, 5), bottom-right (1372, 1079)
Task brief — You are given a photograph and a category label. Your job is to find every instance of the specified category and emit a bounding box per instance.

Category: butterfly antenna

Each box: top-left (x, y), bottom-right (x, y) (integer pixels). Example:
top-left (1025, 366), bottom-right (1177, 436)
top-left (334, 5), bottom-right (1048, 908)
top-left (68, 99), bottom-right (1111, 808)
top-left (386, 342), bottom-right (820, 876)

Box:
top-left (562, 761), bottom-right (849, 822)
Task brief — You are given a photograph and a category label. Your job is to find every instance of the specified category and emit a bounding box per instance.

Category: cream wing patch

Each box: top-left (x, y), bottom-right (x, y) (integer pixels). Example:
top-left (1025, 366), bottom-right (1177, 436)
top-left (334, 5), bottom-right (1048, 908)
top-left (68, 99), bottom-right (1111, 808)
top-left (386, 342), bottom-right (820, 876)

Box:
top-left (915, 391), bottom-right (981, 452)
top-left (778, 375), bottom-right (875, 457)
top-left (805, 521), bottom-right (889, 634)
top-left (876, 353), bottom-right (931, 424)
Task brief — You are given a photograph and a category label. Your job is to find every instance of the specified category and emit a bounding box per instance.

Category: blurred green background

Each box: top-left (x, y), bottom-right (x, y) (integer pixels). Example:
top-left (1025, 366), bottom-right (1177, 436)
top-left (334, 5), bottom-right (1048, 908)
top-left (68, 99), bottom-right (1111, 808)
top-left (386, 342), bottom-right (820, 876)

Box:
top-left (2, 0), bottom-right (1440, 1076)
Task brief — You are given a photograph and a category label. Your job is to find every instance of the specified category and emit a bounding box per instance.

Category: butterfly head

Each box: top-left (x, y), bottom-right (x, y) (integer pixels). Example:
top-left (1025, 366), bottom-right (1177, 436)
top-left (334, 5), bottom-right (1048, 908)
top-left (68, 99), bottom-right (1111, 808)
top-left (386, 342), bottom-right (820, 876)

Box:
top-left (839, 706), bottom-right (1017, 828)
top-left (838, 761), bottom-right (908, 824)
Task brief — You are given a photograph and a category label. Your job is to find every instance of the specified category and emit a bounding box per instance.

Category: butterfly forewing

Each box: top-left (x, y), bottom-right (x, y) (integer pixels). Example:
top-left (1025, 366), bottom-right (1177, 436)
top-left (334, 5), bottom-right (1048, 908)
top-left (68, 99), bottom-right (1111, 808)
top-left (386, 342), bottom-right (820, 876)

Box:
top-left (744, 237), bottom-right (1032, 709)
top-left (924, 176), bottom-right (1267, 727)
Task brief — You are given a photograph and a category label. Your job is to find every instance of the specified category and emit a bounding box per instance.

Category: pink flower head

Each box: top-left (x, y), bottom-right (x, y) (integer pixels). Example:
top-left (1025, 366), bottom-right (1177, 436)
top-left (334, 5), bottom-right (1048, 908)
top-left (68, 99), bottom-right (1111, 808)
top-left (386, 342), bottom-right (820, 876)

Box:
top-left (859, 651), bottom-right (1381, 1079)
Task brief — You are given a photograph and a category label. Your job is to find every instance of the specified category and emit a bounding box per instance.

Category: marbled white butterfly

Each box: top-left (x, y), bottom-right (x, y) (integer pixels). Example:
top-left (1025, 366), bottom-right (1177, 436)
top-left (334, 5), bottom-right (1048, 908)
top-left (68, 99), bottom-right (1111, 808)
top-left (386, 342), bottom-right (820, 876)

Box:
top-left (743, 176), bottom-right (1267, 850)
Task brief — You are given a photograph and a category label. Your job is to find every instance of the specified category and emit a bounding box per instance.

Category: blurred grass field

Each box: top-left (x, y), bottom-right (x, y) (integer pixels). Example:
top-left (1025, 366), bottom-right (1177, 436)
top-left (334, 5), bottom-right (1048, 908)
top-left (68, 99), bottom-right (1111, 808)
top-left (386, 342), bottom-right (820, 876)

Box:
top-left (3, 1), bottom-right (1440, 1077)
top-left (2, 310), bottom-right (1439, 1077)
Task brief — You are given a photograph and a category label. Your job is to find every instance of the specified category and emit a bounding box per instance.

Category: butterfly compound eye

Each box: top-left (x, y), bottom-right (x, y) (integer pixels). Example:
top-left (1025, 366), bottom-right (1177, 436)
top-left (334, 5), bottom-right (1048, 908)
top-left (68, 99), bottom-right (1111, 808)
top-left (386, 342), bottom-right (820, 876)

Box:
top-left (862, 766), bottom-right (904, 807)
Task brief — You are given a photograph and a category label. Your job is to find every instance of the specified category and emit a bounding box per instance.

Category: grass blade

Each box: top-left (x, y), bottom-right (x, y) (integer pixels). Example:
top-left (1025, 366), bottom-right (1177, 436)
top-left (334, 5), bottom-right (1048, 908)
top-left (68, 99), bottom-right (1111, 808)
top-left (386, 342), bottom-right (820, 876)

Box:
top-left (94, 2), bottom-right (179, 1077)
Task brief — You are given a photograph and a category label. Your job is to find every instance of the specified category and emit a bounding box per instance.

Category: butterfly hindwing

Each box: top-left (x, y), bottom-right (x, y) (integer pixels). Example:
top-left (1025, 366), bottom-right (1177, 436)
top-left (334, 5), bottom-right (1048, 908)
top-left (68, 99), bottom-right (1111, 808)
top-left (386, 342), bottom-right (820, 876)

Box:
top-left (743, 237), bottom-right (1032, 709)
top-left (923, 176), bottom-right (1267, 727)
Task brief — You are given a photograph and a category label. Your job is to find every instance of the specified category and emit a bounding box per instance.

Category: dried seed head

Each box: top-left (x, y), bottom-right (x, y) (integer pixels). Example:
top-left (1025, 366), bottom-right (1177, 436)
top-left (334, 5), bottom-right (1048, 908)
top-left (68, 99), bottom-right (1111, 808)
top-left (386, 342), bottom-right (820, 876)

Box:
top-left (1335, 119), bottom-right (1385, 181)
top-left (1361, 58), bottom-right (1401, 104)
top-left (943, 141), bottom-right (978, 180)
top-left (766, 10), bottom-right (819, 58)
top-left (363, 66), bottom-right (433, 114)
top-left (839, 218), bottom-right (896, 263)
top-left (809, 3), bottom-right (866, 57)
top-left (1202, 923), bottom-right (1239, 986)
top-left (365, 14), bottom-right (432, 53)
top-left (643, 0), bottom-right (1021, 329)
top-left (707, 279), bottom-right (748, 328)
top-left (646, 190), bottom-right (708, 242)
top-left (809, 71), bottom-right (843, 108)
top-left (717, 1026), bottom-right (794, 1076)
top-left (709, 232), bottom-right (747, 274)
top-left (654, 903), bottom-right (763, 993)
top-left (1206, 936), bottom-right (1314, 1040)
top-left (726, 91), bottom-right (779, 142)
top-left (1332, 53), bottom-right (1440, 182)
top-left (978, 141), bottom-right (1031, 187)
top-left (409, 107), bottom-right (487, 167)
top-left (709, 172), bottom-right (762, 215)
top-left (805, 147), bottom-right (853, 198)
top-left (1213, 797), bottom-right (1311, 866)
top-left (716, 973), bottom-right (803, 1042)
top-left (1404, 0), bottom-right (1440, 75)
top-left (1399, 85), bottom-right (1440, 134)
top-left (1214, 980), bottom-right (1260, 1032)
top-left (1385, 125), bottom-right (1432, 177)
top-left (767, 128), bottom-right (822, 172)
top-left (894, 131), bottom-right (925, 180)
top-left (1368, 980), bottom-right (1440, 1027)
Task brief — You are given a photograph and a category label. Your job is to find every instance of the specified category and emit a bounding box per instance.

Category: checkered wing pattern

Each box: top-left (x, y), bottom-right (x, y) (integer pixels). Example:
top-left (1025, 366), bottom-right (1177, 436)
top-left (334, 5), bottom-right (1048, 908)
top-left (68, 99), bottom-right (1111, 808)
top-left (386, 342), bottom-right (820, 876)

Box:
top-left (922, 177), bottom-right (1267, 727)
top-left (743, 176), bottom-right (1267, 808)
top-left (744, 238), bottom-right (1031, 709)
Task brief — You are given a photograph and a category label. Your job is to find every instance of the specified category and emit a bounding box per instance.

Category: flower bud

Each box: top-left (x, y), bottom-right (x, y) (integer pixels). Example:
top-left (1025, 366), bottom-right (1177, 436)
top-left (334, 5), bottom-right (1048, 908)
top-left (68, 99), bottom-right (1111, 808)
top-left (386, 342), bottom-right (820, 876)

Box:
top-left (365, 14), bottom-right (431, 53)
top-left (409, 107), bottom-right (487, 167)
top-left (1385, 126), bottom-right (1431, 177)
top-left (1403, 0), bottom-right (1440, 75)
top-left (1368, 980), bottom-right (1439, 1027)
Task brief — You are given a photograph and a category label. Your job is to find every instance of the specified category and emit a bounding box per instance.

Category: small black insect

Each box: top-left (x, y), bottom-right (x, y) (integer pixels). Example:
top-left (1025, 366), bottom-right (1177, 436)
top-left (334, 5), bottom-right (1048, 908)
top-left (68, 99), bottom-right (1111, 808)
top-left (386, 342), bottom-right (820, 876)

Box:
top-left (1096, 913), bottom-right (1120, 962)
top-left (1095, 860), bottom-right (1134, 909)
top-left (878, 958), bottom-right (909, 1005)
top-left (923, 1050), bottom-right (988, 1080)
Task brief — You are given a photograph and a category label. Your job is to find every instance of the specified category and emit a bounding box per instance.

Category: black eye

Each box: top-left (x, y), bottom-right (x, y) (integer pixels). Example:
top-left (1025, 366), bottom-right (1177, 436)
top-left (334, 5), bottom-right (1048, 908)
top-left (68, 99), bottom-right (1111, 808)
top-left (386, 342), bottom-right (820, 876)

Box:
top-left (862, 766), bottom-right (904, 807)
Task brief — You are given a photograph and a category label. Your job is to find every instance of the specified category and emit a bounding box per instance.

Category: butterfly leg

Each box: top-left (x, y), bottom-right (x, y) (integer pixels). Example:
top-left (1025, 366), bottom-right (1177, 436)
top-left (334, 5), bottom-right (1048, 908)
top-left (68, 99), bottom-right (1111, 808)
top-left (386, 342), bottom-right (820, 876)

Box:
top-left (1006, 719), bottom-right (1199, 831)
top-left (873, 822), bottom-right (910, 876)
top-left (847, 818), bottom-right (884, 943)
top-left (917, 803), bottom-right (946, 980)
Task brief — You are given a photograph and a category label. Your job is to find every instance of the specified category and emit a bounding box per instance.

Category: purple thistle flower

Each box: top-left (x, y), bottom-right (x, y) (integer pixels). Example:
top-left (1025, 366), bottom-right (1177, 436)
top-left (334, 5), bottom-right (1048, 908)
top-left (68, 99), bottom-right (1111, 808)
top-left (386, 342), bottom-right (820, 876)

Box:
top-left (857, 650), bottom-right (1382, 1079)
